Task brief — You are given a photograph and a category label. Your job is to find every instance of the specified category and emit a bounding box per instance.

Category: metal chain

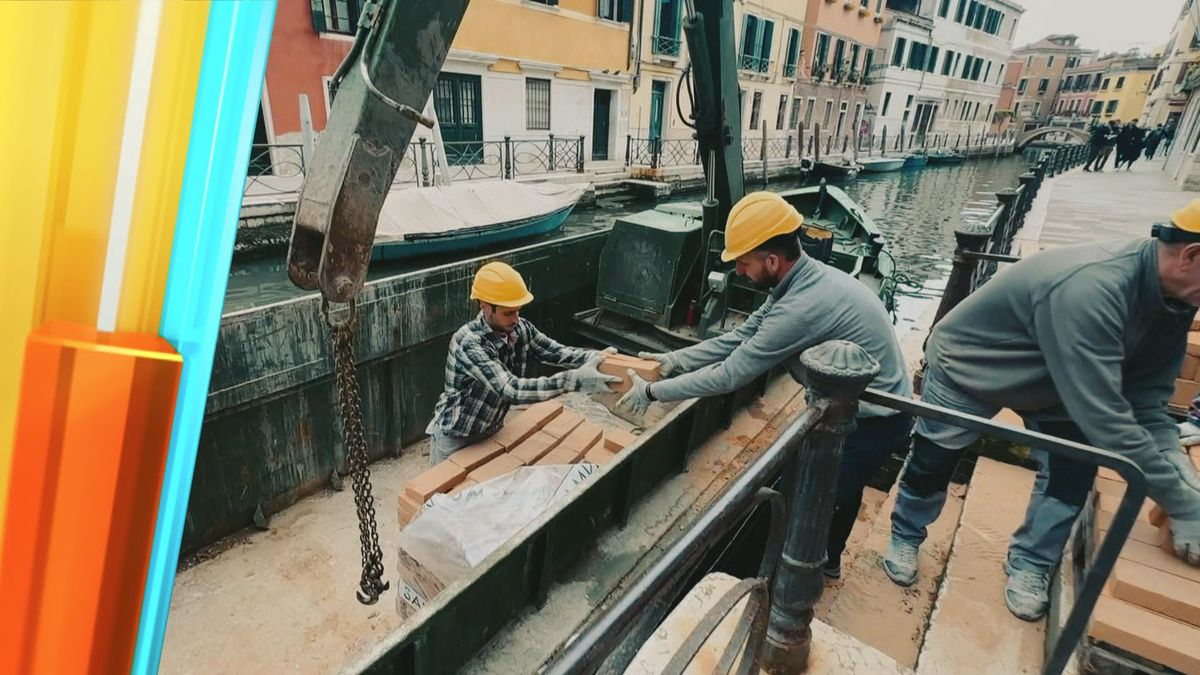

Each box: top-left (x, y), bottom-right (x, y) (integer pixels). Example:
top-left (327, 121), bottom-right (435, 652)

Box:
top-left (325, 300), bottom-right (389, 605)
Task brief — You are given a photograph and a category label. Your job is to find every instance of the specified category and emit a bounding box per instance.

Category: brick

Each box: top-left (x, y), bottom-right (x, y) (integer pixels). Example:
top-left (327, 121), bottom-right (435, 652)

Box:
top-left (1098, 466), bottom-right (1125, 483)
top-left (405, 461), bottom-right (466, 502)
top-left (490, 400), bottom-right (563, 451)
top-left (447, 478), bottom-right (477, 497)
top-left (599, 355), bottom-right (661, 394)
top-left (508, 431), bottom-right (561, 464)
top-left (1172, 378), bottom-right (1200, 408)
top-left (1094, 477), bottom-right (1126, 498)
top-left (1096, 509), bottom-right (1161, 546)
top-left (396, 548), bottom-right (446, 621)
top-left (397, 493), bottom-right (423, 528)
top-left (1189, 332), bottom-right (1200, 357)
top-left (535, 445), bottom-right (582, 466)
top-left (1116, 538), bottom-right (1200, 584)
top-left (603, 428), bottom-right (638, 452)
top-left (1110, 558), bottom-right (1200, 627)
top-left (1183, 354), bottom-right (1200, 381)
top-left (1097, 492), bottom-right (1156, 523)
top-left (1090, 596), bottom-right (1200, 674)
top-left (542, 409), bottom-right (585, 439)
top-left (447, 439), bottom-right (505, 471)
top-left (558, 419), bottom-right (604, 454)
top-left (582, 446), bottom-right (616, 466)
top-left (468, 453), bottom-right (524, 484)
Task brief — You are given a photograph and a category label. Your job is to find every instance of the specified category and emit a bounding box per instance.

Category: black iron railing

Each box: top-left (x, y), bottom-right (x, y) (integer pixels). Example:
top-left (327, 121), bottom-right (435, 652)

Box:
top-left (243, 144), bottom-right (305, 197)
top-left (652, 34), bottom-right (683, 57)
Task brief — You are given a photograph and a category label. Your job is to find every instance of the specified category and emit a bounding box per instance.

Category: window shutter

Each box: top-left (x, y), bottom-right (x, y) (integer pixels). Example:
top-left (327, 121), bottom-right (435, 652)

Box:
top-left (618, 0), bottom-right (633, 22)
top-left (310, 0), bottom-right (326, 33)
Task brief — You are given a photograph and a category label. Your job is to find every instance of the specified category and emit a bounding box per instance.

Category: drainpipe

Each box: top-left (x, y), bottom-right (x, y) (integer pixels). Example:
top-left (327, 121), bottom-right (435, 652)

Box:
top-left (631, 0), bottom-right (646, 92)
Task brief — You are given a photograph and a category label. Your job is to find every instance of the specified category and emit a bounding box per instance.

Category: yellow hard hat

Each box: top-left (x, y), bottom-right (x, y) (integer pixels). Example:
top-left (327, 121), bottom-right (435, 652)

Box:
top-left (721, 192), bottom-right (804, 262)
top-left (470, 261), bottom-right (534, 307)
top-left (1172, 198), bottom-right (1200, 233)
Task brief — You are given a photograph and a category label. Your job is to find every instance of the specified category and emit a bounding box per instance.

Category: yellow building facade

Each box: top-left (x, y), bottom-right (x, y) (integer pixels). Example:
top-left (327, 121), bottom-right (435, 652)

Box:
top-left (1087, 55), bottom-right (1159, 124)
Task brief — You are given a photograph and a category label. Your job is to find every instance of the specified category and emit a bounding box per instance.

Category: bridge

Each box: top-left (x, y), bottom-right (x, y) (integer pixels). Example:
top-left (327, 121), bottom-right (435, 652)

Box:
top-left (1016, 125), bottom-right (1089, 149)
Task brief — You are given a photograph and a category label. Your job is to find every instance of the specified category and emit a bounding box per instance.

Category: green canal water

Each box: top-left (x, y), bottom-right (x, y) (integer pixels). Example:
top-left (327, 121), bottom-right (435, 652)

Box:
top-left (222, 154), bottom-right (1033, 320)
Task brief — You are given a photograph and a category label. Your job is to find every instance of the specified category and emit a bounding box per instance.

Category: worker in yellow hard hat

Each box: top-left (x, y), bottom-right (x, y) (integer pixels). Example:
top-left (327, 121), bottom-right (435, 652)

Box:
top-left (883, 197), bottom-right (1200, 623)
top-left (617, 191), bottom-right (914, 580)
top-left (426, 261), bottom-right (619, 465)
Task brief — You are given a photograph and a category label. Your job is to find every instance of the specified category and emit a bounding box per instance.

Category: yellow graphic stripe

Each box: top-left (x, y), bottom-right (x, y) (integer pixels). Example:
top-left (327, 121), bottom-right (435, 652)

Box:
top-left (116, 1), bottom-right (211, 333)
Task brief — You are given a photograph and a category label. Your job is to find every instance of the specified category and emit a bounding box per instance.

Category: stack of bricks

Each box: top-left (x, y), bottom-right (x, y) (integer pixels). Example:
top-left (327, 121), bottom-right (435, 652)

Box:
top-left (1169, 318), bottom-right (1200, 412)
top-left (1088, 446), bottom-right (1200, 674)
top-left (598, 353), bottom-right (662, 394)
top-left (397, 400), bottom-right (641, 527)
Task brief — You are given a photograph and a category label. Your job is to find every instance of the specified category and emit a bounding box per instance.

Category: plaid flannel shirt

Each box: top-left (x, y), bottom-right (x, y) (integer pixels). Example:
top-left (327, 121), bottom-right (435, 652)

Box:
top-left (427, 314), bottom-right (595, 438)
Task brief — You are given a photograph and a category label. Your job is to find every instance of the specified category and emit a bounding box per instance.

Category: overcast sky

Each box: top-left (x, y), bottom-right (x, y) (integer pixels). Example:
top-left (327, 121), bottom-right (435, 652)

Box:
top-left (1012, 0), bottom-right (1184, 55)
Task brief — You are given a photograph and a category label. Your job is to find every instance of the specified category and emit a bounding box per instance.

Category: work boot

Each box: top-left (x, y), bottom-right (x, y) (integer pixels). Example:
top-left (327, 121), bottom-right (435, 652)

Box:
top-left (821, 558), bottom-right (842, 580)
top-left (883, 536), bottom-right (919, 586)
top-left (1003, 559), bottom-right (1049, 621)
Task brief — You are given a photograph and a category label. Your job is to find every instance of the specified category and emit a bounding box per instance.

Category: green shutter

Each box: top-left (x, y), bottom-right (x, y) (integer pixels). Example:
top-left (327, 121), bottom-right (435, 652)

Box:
top-left (310, 0), bottom-right (326, 33)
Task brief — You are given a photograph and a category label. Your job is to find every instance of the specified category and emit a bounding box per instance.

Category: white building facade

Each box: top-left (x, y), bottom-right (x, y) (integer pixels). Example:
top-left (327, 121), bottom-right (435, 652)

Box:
top-left (866, 0), bottom-right (1022, 142)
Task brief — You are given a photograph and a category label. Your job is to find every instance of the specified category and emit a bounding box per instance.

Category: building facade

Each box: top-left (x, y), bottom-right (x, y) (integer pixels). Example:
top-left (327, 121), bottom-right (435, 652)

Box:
top-left (1165, 0), bottom-right (1200, 189)
top-left (1075, 54), bottom-right (1159, 124)
top-left (258, 0), bottom-right (634, 165)
top-left (1052, 58), bottom-right (1108, 124)
top-left (1143, 1), bottom-right (1200, 128)
top-left (1009, 35), bottom-right (1096, 129)
top-left (792, 0), bottom-right (886, 147)
top-left (865, 0), bottom-right (1022, 141)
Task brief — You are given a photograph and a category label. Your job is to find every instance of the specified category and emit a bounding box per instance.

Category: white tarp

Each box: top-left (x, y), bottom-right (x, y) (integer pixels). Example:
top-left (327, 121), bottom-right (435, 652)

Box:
top-left (375, 180), bottom-right (587, 242)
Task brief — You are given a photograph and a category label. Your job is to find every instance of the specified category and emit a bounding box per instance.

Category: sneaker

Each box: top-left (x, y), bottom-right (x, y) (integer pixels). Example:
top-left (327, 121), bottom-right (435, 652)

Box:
top-left (1003, 560), bottom-right (1050, 621)
top-left (821, 559), bottom-right (842, 580)
top-left (883, 537), bottom-right (919, 586)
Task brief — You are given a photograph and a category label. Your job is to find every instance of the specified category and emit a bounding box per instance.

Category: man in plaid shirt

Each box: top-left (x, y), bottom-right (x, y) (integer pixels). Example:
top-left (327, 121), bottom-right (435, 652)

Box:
top-left (426, 262), bottom-right (618, 464)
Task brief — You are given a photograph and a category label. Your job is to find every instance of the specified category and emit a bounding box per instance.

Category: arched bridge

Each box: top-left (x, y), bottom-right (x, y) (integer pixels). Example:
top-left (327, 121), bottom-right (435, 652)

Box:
top-left (1017, 126), bottom-right (1089, 149)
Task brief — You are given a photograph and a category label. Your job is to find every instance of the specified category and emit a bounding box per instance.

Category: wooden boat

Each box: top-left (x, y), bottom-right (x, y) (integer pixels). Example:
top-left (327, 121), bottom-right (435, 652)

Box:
top-left (926, 150), bottom-right (966, 165)
top-left (371, 180), bottom-right (587, 261)
top-left (857, 156), bottom-right (906, 173)
top-left (903, 153), bottom-right (928, 169)
top-left (807, 157), bottom-right (861, 180)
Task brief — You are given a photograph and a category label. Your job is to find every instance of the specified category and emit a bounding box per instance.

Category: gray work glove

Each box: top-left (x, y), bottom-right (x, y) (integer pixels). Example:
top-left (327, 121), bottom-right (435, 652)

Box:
top-left (1171, 517), bottom-right (1200, 566)
top-left (615, 370), bottom-right (654, 419)
top-left (637, 351), bottom-right (680, 377)
top-left (569, 352), bottom-right (621, 394)
top-left (1179, 421), bottom-right (1200, 448)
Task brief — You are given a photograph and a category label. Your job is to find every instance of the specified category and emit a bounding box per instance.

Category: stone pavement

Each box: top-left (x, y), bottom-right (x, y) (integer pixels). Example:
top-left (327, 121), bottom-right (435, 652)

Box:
top-left (1017, 157), bottom-right (1200, 255)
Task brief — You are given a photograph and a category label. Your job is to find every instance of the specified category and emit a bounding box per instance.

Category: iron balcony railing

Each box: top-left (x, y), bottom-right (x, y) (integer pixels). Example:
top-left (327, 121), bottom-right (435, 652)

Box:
top-left (783, 62), bottom-right (798, 78)
top-left (547, 150), bottom-right (1129, 675)
top-left (738, 54), bottom-right (771, 74)
top-left (652, 33), bottom-right (682, 57)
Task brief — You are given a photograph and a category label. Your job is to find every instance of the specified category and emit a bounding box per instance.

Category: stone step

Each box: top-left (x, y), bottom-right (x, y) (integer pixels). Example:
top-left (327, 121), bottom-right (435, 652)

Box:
top-left (915, 458), bottom-right (1045, 675)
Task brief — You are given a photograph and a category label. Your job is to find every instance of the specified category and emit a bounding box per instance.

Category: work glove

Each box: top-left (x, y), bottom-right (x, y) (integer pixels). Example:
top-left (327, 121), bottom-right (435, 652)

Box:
top-left (569, 352), bottom-right (621, 394)
top-left (615, 370), bottom-right (654, 420)
top-left (1169, 517), bottom-right (1200, 566)
top-left (637, 351), bottom-right (680, 378)
top-left (1180, 421), bottom-right (1200, 448)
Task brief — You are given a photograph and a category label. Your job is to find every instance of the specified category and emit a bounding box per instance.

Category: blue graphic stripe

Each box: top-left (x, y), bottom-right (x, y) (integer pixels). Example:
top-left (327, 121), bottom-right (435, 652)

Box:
top-left (133, 2), bottom-right (277, 673)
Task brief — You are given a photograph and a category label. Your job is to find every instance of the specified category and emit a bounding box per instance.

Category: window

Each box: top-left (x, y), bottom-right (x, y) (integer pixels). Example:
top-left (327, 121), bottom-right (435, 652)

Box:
top-left (1018, 78), bottom-right (1027, 93)
top-left (804, 97), bottom-right (816, 126)
top-left (784, 28), bottom-right (801, 77)
top-left (1067, 56), bottom-right (1079, 68)
top-left (1064, 75), bottom-right (1074, 89)
top-left (652, 0), bottom-right (682, 56)
top-left (526, 78), bottom-right (551, 130)
top-left (850, 44), bottom-right (862, 74)
top-left (962, 55), bottom-right (974, 80)
top-left (983, 60), bottom-right (991, 82)
top-left (942, 50), bottom-right (955, 76)
top-left (1115, 76), bottom-right (1125, 90)
top-left (597, 0), bottom-right (632, 22)
top-left (970, 58), bottom-right (982, 80)
top-left (814, 33), bottom-right (831, 70)
top-left (1105, 100), bottom-right (1118, 114)
top-left (739, 15), bottom-right (774, 72)
top-left (833, 39), bottom-right (847, 73)
top-left (1154, 70), bottom-right (1165, 90)
top-left (927, 46), bottom-right (940, 74)
top-left (938, 0), bottom-right (951, 18)
top-left (985, 103), bottom-right (993, 121)
top-left (1037, 78), bottom-right (1049, 93)
top-left (788, 97), bottom-right (802, 129)
top-left (319, 0), bottom-right (362, 35)
top-left (984, 8), bottom-right (1001, 34)
top-left (907, 42), bottom-right (928, 71)
top-left (964, 1), bottom-right (978, 25)
top-left (1101, 77), bottom-right (1110, 90)
top-left (749, 91), bottom-right (763, 129)
top-left (954, 0), bottom-right (967, 23)
top-left (1046, 55), bottom-right (1054, 68)
top-left (863, 50), bottom-right (875, 80)
top-left (954, 52), bottom-right (962, 75)
top-left (1026, 55), bottom-right (1034, 67)
top-left (1090, 100), bottom-right (1103, 114)
top-left (1032, 101), bottom-right (1040, 116)
top-left (998, 64), bottom-right (1004, 83)
top-left (776, 94), bottom-right (789, 130)
top-left (836, 101), bottom-right (849, 137)
top-left (892, 37), bottom-right (907, 67)
top-left (1092, 74), bottom-right (1102, 89)
top-left (882, 91), bottom-right (892, 116)
top-left (822, 99), bottom-right (834, 128)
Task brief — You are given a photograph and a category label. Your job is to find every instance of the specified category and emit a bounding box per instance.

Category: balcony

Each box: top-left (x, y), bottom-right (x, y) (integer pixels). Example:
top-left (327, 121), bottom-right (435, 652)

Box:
top-left (651, 34), bottom-right (682, 58)
top-left (784, 62), bottom-right (798, 78)
top-left (739, 54), bottom-right (771, 74)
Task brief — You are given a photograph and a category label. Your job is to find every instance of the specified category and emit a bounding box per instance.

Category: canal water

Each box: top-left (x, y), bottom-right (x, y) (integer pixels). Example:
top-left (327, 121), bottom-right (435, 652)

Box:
top-left (222, 155), bottom-right (1032, 315)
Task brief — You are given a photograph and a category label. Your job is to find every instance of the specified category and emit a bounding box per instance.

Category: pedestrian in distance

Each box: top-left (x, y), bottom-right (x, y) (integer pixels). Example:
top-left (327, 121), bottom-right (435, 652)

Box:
top-left (425, 262), bottom-right (619, 465)
top-left (1083, 119), bottom-right (1120, 172)
top-left (1162, 122), bottom-right (1177, 155)
top-left (1114, 120), bottom-right (1145, 171)
top-left (882, 200), bottom-right (1200, 623)
top-left (615, 192), bottom-right (914, 581)
top-left (1144, 124), bottom-right (1165, 160)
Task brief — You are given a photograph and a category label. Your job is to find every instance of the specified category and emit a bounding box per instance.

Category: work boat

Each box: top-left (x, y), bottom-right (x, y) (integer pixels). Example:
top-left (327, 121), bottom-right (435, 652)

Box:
top-left (857, 156), bottom-right (906, 173)
top-left (370, 180), bottom-right (587, 261)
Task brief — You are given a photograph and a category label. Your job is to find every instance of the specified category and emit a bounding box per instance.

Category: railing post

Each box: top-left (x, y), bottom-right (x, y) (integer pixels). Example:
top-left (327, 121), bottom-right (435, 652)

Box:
top-left (786, 135), bottom-right (793, 159)
top-left (1018, 173), bottom-right (1037, 215)
top-left (419, 138), bottom-right (430, 187)
top-left (577, 135), bottom-right (585, 172)
top-left (548, 133), bottom-right (556, 172)
top-left (994, 189), bottom-right (1021, 256)
top-left (652, 137), bottom-right (662, 169)
top-left (625, 135), bottom-right (632, 166)
top-left (504, 136), bottom-right (513, 179)
top-left (763, 341), bottom-right (879, 674)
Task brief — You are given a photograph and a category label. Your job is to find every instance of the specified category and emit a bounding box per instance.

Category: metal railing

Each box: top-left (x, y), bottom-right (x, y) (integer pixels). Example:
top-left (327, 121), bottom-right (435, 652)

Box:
top-left (549, 148), bottom-right (1132, 675)
top-left (243, 144), bottom-right (305, 198)
top-left (652, 34), bottom-right (683, 57)
top-left (738, 54), bottom-right (772, 74)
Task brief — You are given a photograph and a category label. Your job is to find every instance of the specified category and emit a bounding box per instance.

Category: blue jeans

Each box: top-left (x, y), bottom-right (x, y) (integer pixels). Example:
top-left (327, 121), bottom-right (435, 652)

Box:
top-left (891, 361), bottom-right (1096, 574)
top-left (427, 429), bottom-right (490, 465)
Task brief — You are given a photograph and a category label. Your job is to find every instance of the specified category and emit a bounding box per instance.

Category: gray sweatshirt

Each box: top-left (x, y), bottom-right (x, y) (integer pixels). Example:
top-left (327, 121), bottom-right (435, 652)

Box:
top-left (929, 237), bottom-right (1200, 519)
top-left (653, 254), bottom-right (911, 417)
